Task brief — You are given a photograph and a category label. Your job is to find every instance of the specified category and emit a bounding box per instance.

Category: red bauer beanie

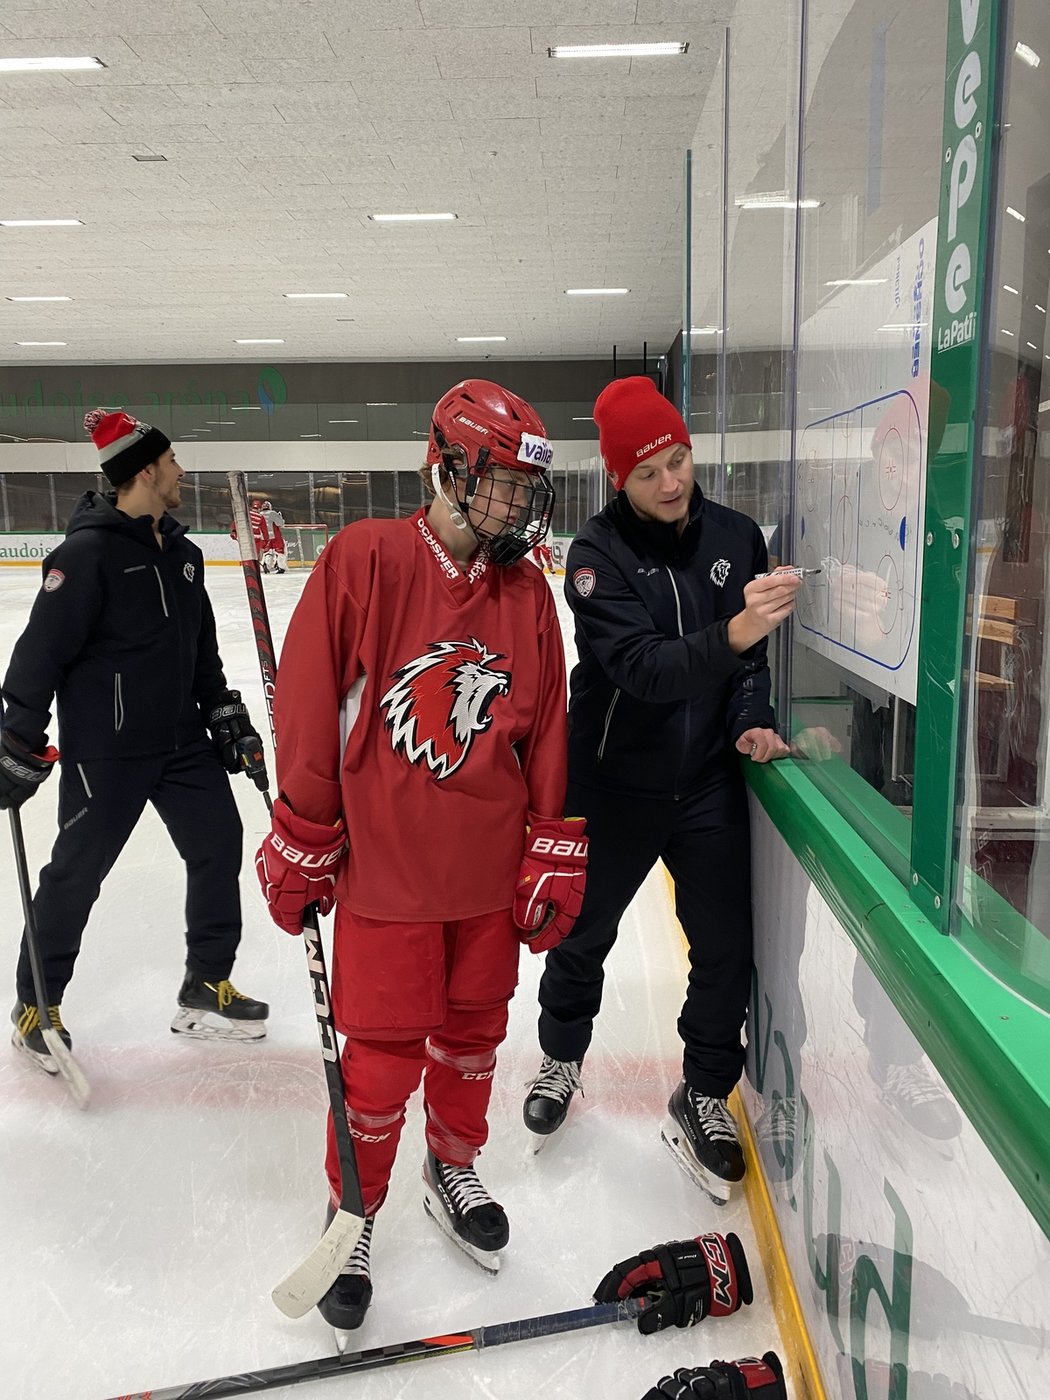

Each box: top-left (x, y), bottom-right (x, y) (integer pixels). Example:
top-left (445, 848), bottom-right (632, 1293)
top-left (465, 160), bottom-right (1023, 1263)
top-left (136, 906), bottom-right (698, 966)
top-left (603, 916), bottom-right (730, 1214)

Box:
top-left (593, 376), bottom-right (691, 491)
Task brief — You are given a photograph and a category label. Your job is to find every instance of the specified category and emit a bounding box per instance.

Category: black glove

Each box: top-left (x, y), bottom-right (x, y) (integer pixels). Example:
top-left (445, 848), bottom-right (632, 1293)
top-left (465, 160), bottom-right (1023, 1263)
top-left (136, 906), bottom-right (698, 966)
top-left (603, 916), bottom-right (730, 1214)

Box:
top-left (594, 1233), bottom-right (753, 1335)
top-left (640, 1353), bottom-right (786, 1400)
top-left (0, 731), bottom-right (59, 811)
top-left (206, 691), bottom-right (268, 788)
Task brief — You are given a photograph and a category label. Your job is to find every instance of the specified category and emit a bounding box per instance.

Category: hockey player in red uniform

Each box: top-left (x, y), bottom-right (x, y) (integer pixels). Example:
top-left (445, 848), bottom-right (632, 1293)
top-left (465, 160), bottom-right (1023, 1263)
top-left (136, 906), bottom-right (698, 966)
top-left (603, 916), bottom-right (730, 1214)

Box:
top-left (255, 380), bottom-right (587, 1333)
top-left (530, 541), bottom-right (556, 574)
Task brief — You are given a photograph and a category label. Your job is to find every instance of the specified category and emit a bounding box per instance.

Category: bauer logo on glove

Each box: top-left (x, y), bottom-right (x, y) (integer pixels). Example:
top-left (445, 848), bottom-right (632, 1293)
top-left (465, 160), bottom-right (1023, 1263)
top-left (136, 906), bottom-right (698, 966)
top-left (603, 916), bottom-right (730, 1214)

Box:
top-left (512, 813), bottom-right (588, 953)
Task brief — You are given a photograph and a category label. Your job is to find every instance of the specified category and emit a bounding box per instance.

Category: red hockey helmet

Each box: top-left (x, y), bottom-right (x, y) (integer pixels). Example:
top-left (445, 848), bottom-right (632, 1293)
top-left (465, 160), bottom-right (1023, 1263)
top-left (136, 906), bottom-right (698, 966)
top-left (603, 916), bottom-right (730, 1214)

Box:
top-left (426, 380), bottom-right (556, 565)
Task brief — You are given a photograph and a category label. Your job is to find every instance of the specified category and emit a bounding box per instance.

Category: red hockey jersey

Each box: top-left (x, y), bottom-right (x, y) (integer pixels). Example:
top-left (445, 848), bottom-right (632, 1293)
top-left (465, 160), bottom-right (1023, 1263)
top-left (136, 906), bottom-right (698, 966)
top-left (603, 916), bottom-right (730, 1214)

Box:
top-left (273, 507), bottom-right (568, 921)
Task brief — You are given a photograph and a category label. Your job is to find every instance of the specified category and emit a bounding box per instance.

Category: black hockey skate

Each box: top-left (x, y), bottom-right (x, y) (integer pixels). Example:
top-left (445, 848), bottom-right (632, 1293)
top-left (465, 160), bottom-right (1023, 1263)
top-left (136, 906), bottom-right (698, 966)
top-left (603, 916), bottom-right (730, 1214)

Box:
top-left (11, 1000), bottom-right (72, 1075)
top-left (317, 1208), bottom-right (373, 1339)
top-left (523, 1055), bottom-right (583, 1149)
top-left (661, 1080), bottom-right (746, 1206)
top-left (170, 972), bottom-right (268, 1042)
top-left (422, 1149), bottom-right (508, 1274)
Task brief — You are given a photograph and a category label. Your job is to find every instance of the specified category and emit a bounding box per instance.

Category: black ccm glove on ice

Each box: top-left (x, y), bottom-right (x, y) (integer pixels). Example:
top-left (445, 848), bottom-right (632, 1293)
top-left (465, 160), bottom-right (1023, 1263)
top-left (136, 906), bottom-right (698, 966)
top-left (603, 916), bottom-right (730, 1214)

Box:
top-left (205, 691), bottom-right (268, 789)
top-left (594, 1233), bottom-right (753, 1335)
top-left (0, 731), bottom-right (59, 811)
top-left (640, 1352), bottom-right (787, 1400)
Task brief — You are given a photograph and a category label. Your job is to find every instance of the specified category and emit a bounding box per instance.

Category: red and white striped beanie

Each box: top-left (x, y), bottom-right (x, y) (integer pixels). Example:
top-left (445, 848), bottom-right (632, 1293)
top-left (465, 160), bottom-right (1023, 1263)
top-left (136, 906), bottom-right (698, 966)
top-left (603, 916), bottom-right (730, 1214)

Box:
top-left (83, 408), bottom-right (172, 487)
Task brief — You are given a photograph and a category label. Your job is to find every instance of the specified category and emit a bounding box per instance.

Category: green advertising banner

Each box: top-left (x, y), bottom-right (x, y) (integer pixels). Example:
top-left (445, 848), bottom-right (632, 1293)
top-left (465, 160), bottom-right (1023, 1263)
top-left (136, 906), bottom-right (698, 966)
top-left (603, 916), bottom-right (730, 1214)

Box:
top-left (911, 0), bottom-right (1000, 928)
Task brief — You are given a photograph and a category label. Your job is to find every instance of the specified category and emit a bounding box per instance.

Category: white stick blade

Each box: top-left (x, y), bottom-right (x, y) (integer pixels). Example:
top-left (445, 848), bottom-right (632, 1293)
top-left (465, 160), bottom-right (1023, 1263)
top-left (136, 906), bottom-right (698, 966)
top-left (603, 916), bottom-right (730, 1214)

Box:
top-left (270, 1208), bottom-right (365, 1318)
top-left (41, 1028), bottom-right (90, 1109)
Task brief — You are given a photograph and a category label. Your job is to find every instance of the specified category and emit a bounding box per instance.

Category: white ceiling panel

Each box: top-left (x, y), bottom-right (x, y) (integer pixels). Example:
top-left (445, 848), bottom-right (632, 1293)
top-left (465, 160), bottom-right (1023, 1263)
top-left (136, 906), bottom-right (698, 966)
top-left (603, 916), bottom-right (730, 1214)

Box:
top-left (0, 0), bottom-right (731, 364)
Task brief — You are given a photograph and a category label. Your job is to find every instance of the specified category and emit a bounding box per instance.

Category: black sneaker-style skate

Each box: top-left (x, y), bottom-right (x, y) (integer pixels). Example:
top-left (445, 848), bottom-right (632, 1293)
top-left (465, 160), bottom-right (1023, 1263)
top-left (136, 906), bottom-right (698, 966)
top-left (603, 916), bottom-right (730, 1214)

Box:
top-left (11, 1000), bottom-right (72, 1075)
top-left (170, 972), bottom-right (268, 1041)
top-left (422, 1149), bottom-right (508, 1274)
top-left (523, 1055), bottom-right (583, 1147)
top-left (661, 1080), bottom-right (746, 1206)
top-left (317, 1209), bottom-right (374, 1339)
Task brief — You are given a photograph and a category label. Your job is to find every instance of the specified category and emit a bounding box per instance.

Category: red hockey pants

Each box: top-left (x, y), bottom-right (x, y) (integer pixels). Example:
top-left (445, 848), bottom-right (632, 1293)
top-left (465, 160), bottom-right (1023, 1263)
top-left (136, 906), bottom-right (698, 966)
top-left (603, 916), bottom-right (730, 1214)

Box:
top-left (324, 905), bottom-right (520, 1215)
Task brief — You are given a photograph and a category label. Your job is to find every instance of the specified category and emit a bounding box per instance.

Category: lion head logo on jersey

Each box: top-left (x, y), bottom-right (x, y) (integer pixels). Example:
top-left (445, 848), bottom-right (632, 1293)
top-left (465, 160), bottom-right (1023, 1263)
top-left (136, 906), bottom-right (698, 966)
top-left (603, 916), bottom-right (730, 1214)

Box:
top-left (380, 638), bottom-right (511, 780)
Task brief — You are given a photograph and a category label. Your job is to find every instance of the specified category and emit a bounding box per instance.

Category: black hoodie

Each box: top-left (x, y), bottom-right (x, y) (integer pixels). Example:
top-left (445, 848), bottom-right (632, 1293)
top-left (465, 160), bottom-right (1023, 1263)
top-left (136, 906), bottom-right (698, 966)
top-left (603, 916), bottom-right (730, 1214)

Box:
top-left (1, 491), bottom-right (228, 761)
top-left (564, 485), bottom-right (776, 799)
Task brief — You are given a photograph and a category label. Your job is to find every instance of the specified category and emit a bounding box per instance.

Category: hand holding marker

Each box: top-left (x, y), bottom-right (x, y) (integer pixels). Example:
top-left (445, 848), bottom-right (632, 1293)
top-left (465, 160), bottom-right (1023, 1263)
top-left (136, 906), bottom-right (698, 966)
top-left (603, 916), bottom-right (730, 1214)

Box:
top-left (754, 566), bottom-right (821, 579)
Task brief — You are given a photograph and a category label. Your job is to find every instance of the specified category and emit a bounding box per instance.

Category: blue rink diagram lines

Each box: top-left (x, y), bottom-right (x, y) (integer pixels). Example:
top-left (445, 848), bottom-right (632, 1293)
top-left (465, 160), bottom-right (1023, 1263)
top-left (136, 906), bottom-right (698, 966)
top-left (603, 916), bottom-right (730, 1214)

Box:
top-left (795, 388), bottom-right (923, 695)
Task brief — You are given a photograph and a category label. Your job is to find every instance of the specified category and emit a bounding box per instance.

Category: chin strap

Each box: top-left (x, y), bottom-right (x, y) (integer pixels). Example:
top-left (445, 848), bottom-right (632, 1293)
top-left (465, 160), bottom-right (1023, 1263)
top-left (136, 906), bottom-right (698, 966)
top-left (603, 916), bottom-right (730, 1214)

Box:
top-left (431, 463), bottom-right (472, 533)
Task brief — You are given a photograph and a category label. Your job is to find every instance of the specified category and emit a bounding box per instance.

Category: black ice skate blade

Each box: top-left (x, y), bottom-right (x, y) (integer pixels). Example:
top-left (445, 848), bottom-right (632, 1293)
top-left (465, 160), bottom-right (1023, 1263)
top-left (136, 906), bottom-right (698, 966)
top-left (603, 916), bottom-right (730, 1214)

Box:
top-left (11, 1027), bottom-right (61, 1076)
top-left (660, 1117), bottom-right (734, 1208)
top-left (170, 1007), bottom-right (267, 1042)
top-left (422, 1192), bottom-right (502, 1276)
top-left (524, 1116), bottom-right (569, 1157)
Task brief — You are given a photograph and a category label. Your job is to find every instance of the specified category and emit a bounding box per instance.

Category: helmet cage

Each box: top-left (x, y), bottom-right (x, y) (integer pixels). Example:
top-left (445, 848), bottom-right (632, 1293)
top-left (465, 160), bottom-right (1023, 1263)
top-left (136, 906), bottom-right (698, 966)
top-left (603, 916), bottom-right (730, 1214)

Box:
top-left (431, 420), bottom-right (556, 566)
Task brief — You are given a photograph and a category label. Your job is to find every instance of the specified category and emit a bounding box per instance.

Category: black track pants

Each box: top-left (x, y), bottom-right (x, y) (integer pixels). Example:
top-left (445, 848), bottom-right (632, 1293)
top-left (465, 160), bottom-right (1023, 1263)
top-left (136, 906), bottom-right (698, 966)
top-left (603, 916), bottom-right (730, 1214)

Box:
top-left (15, 738), bottom-right (242, 1005)
top-left (537, 769), bottom-right (753, 1098)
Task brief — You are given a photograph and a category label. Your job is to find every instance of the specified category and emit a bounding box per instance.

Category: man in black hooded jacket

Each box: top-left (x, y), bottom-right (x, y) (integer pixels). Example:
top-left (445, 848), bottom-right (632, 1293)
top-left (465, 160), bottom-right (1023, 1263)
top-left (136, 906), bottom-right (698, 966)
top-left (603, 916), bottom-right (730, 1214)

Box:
top-left (0, 409), bottom-right (269, 1076)
top-left (524, 377), bottom-right (802, 1205)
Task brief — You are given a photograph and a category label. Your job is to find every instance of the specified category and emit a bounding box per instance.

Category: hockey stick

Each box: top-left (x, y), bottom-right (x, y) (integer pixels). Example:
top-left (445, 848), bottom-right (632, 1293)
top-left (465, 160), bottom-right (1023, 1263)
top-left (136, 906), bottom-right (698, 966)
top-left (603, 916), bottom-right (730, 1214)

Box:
top-left (227, 470), bottom-right (366, 1317)
top-left (8, 807), bottom-right (90, 1108)
top-left (100, 1297), bottom-right (646, 1399)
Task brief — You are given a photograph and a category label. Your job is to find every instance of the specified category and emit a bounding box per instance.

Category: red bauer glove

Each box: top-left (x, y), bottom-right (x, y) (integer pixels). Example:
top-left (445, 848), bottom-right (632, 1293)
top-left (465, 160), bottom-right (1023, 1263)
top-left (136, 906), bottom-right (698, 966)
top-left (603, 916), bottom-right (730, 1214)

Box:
top-left (512, 814), bottom-right (588, 954)
top-left (255, 796), bottom-right (347, 935)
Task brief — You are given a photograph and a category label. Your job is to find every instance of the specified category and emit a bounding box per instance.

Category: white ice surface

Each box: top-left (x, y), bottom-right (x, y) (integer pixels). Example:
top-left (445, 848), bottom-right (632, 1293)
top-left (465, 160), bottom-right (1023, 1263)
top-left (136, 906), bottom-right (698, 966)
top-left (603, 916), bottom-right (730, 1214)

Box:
top-left (1, 564), bottom-right (791, 1400)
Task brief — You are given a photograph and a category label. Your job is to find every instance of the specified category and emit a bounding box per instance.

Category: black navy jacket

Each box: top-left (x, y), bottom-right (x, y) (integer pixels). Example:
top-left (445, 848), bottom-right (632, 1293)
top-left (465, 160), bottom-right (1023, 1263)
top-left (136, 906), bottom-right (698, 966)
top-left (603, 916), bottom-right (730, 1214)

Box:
top-left (564, 485), bottom-right (776, 799)
top-left (1, 492), bottom-right (229, 761)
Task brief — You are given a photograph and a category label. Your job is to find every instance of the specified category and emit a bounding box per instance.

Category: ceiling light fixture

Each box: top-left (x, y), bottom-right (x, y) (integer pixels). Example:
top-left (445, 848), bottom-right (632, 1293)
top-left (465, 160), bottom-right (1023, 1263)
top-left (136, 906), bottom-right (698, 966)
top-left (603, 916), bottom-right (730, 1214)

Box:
top-left (234, 338), bottom-right (284, 344)
top-left (366, 402), bottom-right (398, 406)
top-left (456, 335), bottom-right (507, 342)
top-left (548, 41), bottom-right (688, 59)
top-left (328, 419), bottom-right (359, 423)
top-left (1003, 284), bottom-right (1019, 294)
top-left (205, 421), bottom-right (237, 426)
top-left (229, 405), bottom-right (263, 411)
top-left (1027, 342), bottom-right (1038, 350)
top-left (0, 219), bottom-right (82, 227)
top-left (825, 278), bottom-right (887, 286)
top-left (1006, 206), bottom-right (1026, 222)
top-left (369, 212), bottom-right (456, 223)
top-left (16, 340), bottom-right (66, 346)
top-left (1002, 328), bottom-right (1016, 337)
top-left (736, 196), bottom-right (821, 210)
top-left (876, 322), bottom-right (926, 331)
top-left (1037, 304), bottom-right (1046, 313)
top-left (7, 295), bottom-right (71, 301)
top-left (690, 326), bottom-right (720, 334)
top-left (1015, 42), bottom-right (1041, 67)
top-left (565, 287), bottom-right (629, 296)
top-left (0, 56), bottom-right (103, 72)
top-left (284, 292), bottom-right (348, 299)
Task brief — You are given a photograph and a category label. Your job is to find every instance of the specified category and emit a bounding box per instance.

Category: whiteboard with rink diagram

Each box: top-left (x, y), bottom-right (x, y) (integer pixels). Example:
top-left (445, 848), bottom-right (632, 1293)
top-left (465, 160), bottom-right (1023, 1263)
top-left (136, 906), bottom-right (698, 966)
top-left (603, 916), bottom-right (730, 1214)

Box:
top-left (794, 219), bottom-right (936, 704)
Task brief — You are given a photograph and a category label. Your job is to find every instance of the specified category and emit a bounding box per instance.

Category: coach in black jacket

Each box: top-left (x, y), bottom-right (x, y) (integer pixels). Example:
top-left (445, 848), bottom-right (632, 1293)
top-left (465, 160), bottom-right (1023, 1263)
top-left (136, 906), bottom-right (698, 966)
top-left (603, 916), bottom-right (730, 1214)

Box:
top-left (0, 409), bottom-right (269, 1074)
top-left (524, 377), bottom-right (801, 1203)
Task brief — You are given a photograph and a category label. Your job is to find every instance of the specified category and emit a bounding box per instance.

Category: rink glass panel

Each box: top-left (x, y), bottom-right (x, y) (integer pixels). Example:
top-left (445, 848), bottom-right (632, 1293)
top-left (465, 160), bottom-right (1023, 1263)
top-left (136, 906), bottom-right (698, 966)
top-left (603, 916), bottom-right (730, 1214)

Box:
top-left (953, 0), bottom-right (1050, 1006)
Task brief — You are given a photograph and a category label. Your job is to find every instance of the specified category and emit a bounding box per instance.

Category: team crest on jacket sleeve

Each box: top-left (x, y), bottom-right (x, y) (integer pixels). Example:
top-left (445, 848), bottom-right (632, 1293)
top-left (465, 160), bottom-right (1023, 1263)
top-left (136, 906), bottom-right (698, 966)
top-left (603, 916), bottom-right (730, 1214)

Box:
top-left (380, 638), bottom-right (511, 780)
top-left (572, 567), bottom-right (596, 598)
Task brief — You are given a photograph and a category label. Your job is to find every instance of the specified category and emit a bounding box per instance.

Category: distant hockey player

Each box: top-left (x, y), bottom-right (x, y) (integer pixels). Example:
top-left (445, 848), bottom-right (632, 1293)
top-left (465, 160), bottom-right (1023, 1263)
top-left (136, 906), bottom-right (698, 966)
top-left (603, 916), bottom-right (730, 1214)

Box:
top-left (258, 500), bottom-right (287, 574)
top-left (0, 409), bottom-right (269, 1071)
top-left (523, 376), bottom-right (801, 1205)
top-left (530, 541), bottom-right (557, 575)
top-left (230, 497), bottom-right (285, 573)
top-left (255, 380), bottom-right (587, 1331)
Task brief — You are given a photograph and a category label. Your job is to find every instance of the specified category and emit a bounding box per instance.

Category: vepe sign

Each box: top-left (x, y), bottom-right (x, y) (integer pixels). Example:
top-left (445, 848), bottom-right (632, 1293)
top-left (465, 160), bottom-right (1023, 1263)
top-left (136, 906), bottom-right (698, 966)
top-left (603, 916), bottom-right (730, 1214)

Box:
top-left (936, 0), bottom-right (992, 354)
